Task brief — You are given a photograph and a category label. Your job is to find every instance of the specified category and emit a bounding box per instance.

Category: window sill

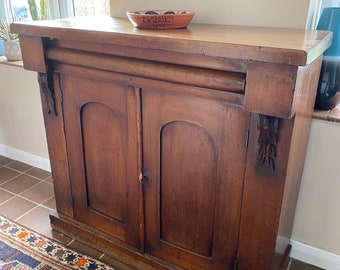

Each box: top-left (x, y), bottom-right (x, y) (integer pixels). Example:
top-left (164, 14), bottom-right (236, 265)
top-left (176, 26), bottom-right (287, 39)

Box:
top-left (0, 55), bottom-right (23, 68)
top-left (313, 105), bottom-right (340, 123)
top-left (312, 93), bottom-right (340, 123)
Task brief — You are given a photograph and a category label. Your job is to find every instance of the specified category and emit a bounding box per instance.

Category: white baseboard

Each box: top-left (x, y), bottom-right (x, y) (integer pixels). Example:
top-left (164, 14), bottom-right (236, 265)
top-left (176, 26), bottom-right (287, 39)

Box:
top-left (0, 144), bottom-right (51, 172)
top-left (290, 240), bottom-right (340, 270)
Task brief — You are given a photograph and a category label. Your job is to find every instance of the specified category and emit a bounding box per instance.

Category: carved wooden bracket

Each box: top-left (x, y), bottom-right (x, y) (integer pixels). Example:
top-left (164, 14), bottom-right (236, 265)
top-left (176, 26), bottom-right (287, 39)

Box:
top-left (38, 72), bottom-right (57, 116)
top-left (255, 114), bottom-right (279, 171)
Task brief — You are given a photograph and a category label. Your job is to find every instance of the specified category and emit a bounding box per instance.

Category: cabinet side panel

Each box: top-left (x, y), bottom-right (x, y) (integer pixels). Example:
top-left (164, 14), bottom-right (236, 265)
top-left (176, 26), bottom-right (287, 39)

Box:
top-left (237, 114), bottom-right (294, 270)
top-left (38, 72), bottom-right (73, 217)
top-left (272, 56), bottom-right (322, 268)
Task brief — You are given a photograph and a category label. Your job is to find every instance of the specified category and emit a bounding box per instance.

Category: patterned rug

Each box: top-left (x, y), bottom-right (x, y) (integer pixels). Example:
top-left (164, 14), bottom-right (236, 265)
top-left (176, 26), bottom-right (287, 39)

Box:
top-left (0, 215), bottom-right (115, 269)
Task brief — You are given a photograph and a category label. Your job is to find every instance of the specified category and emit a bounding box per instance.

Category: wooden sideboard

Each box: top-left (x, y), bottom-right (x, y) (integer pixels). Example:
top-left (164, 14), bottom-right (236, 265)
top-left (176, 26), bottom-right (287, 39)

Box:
top-left (12, 17), bottom-right (331, 270)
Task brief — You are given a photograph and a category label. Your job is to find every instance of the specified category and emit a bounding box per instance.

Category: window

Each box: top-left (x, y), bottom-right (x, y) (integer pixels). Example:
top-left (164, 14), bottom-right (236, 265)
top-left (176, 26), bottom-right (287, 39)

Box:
top-left (307, 0), bottom-right (340, 29)
top-left (0, 0), bottom-right (110, 22)
top-left (11, 0), bottom-right (29, 21)
top-left (0, 0), bottom-right (73, 22)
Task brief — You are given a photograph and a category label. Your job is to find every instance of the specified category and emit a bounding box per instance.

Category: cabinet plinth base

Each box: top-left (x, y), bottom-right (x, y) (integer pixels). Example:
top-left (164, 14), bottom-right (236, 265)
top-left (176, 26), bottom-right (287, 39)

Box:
top-left (49, 212), bottom-right (182, 270)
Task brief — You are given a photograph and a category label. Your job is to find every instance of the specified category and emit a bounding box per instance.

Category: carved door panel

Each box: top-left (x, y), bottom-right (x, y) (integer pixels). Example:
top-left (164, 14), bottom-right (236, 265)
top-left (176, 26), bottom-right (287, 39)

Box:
top-left (60, 74), bottom-right (140, 248)
top-left (142, 83), bottom-right (250, 270)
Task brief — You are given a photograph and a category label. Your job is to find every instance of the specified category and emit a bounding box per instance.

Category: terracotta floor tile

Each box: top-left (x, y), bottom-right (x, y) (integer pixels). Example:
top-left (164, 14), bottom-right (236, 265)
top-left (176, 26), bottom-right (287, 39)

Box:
top-left (0, 196), bottom-right (36, 220)
top-left (0, 167), bottom-right (21, 184)
top-left (7, 161), bottom-right (33, 172)
top-left (41, 196), bottom-right (56, 210)
top-left (16, 205), bottom-right (52, 233)
top-left (44, 175), bottom-right (53, 183)
top-left (0, 156), bottom-right (13, 166)
top-left (40, 226), bottom-right (54, 238)
top-left (26, 167), bottom-right (51, 180)
top-left (289, 259), bottom-right (324, 270)
top-left (20, 181), bottom-right (54, 204)
top-left (0, 174), bottom-right (41, 194)
top-left (0, 188), bottom-right (15, 203)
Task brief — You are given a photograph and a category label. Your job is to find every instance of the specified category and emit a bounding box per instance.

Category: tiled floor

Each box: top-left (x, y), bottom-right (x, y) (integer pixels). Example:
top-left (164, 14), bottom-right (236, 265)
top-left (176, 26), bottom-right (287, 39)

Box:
top-left (0, 155), bottom-right (134, 270)
top-left (0, 155), bottom-right (54, 235)
top-left (0, 155), bottom-right (323, 270)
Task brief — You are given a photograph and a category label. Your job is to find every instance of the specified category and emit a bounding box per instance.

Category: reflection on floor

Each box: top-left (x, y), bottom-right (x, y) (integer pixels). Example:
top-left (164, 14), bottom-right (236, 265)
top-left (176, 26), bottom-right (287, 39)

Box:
top-left (0, 155), bottom-right (324, 270)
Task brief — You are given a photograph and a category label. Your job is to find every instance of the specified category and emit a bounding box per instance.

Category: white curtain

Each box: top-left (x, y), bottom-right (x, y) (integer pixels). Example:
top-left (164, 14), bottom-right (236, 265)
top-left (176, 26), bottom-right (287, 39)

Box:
top-left (0, 0), bottom-right (11, 22)
top-left (48, 0), bottom-right (74, 19)
top-left (73, 0), bottom-right (110, 16)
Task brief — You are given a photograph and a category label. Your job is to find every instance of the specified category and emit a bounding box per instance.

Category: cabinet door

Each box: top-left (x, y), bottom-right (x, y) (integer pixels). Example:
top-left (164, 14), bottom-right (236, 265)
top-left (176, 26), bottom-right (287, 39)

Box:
top-left (61, 74), bottom-right (140, 248)
top-left (143, 84), bottom-right (250, 270)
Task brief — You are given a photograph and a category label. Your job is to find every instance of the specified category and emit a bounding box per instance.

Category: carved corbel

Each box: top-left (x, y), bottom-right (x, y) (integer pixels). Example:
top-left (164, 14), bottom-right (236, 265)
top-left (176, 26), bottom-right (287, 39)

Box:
top-left (38, 72), bottom-right (57, 116)
top-left (255, 115), bottom-right (279, 171)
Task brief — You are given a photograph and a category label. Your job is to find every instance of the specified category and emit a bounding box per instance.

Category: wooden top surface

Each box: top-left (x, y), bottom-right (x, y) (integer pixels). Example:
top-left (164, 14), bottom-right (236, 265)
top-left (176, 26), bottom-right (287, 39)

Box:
top-left (11, 16), bottom-right (332, 66)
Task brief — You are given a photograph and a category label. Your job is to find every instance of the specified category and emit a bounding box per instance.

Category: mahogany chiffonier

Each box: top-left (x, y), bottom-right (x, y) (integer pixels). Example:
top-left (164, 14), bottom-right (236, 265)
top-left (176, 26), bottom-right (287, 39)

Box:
top-left (12, 17), bottom-right (331, 270)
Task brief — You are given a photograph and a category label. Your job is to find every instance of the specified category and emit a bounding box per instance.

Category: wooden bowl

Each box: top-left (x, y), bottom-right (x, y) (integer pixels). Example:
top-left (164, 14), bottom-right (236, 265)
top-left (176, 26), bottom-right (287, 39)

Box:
top-left (126, 10), bottom-right (195, 29)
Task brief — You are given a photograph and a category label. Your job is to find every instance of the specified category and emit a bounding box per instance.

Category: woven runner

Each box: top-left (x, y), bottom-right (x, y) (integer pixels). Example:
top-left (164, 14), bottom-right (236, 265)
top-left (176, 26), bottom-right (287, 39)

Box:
top-left (0, 215), bottom-right (115, 269)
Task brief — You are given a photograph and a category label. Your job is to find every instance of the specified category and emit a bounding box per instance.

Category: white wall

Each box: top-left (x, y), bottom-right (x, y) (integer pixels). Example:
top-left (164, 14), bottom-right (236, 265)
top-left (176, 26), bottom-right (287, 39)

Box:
top-left (292, 120), bottom-right (340, 255)
top-left (0, 64), bottom-right (49, 169)
top-left (111, 0), bottom-right (310, 29)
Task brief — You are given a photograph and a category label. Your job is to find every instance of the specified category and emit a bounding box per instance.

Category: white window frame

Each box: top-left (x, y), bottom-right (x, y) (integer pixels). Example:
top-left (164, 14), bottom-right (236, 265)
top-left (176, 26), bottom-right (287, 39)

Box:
top-left (0, 0), bottom-right (74, 22)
